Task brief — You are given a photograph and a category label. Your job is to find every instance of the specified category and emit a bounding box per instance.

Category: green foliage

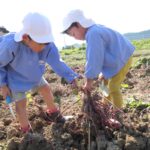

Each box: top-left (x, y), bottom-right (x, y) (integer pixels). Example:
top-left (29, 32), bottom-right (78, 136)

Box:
top-left (60, 47), bottom-right (85, 55)
top-left (133, 57), bottom-right (150, 68)
top-left (126, 96), bottom-right (150, 109)
top-left (121, 83), bottom-right (129, 89)
top-left (54, 96), bottom-right (61, 104)
top-left (132, 39), bottom-right (150, 50)
top-left (60, 47), bottom-right (86, 66)
top-left (60, 39), bottom-right (150, 67)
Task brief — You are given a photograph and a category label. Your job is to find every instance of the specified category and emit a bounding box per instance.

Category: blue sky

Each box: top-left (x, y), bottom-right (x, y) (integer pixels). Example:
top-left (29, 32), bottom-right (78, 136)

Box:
top-left (0, 0), bottom-right (149, 48)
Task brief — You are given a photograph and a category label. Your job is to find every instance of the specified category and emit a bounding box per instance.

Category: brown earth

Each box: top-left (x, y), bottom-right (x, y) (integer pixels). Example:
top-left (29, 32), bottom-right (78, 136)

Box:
top-left (0, 63), bottom-right (149, 150)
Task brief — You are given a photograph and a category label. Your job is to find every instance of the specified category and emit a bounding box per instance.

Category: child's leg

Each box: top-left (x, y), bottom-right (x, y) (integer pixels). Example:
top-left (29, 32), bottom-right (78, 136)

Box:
top-left (15, 99), bottom-right (29, 129)
top-left (11, 92), bottom-right (30, 131)
top-left (34, 77), bottom-right (65, 123)
top-left (38, 84), bottom-right (57, 111)
top-left (108, 56), bottom-right (132, 109)
top-left (108, 84), bottom-right (123, 108)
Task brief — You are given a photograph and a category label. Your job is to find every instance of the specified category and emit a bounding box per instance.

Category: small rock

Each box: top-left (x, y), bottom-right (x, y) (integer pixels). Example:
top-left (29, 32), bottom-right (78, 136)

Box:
top-left (7, 127), bottom-right (18, 139)
top-left (7, 138), bottom-right (19, 150)
top-left (3, 118), bottom-right (12, 126)
top-left (96, 136), bottom-right (107, 150)
top-left (125, 135), bottom-right (146, 150)
top-left (61, 133), bottom-right (72, 141)
top-left (106, 142), bottom-right (121, 150)
top-left (113, 138), bottom-right (125, 149)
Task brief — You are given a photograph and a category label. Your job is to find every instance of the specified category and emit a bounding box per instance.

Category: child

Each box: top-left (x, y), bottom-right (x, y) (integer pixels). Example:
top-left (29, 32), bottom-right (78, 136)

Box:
top-left (62, 9), bottom-right (135, 109)
top-left (0, 12), bottom-right (79, 132)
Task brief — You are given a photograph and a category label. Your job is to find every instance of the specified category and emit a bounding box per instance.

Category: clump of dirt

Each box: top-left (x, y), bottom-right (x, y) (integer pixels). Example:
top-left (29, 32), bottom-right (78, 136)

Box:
top-left (0, 59), bottom-right (149, 150)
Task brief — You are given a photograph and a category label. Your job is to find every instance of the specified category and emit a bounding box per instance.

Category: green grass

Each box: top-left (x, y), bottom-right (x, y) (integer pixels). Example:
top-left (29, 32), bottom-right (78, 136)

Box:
top-left (133, 49), bottom-right (150, 57)
top-left (60, 39), bottom-right (150, 67)
top-left (132, 39), bottom-right (150, 50)
top-left (60, 48), bottom-right (85, 66)
top-left (125, 96), bottom-right (150, 109)
top-left (132, 49), bottom-right (150, 66)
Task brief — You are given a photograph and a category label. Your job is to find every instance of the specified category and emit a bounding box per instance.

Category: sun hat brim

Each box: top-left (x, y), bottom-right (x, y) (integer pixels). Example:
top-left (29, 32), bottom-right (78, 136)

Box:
top-left (62, 18), bottom-right (95, 33)
top-left (14, 29), bottom-right (54, 43)
top-left (62, 9), bottom-right (95, 33)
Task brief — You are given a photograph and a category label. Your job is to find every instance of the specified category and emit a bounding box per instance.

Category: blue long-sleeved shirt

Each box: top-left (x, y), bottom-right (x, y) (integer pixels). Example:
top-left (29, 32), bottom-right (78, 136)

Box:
top-left (0, 33), bottom-right (78, 92)
top-left (85, 24), bottom-right (135, 79)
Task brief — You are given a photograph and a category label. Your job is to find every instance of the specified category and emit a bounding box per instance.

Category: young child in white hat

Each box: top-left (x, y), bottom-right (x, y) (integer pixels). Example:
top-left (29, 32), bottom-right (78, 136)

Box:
top-left (62, 9), bottom-right (135, 109)
top-left (0, 12), bottom-right (79, 132)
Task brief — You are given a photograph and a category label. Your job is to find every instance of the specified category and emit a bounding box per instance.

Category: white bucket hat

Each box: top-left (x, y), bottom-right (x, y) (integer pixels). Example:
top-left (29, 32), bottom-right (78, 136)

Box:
top-left (14, 12), bottom-right (54, 43)
top-left (62, 9), bottom-right (95, 33)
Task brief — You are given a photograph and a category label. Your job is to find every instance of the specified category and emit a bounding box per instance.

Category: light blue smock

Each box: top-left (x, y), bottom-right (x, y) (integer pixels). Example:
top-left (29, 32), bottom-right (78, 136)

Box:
top-left (85, 24), bottom-right (135, 79)
top-left (0, 33), bottom-right (78, 92)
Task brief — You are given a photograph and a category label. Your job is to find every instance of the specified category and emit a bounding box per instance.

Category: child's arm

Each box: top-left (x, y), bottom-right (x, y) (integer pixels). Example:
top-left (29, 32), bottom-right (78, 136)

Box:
top-left (85, 31), bottom-right (104, 79)
top-left (0, 85), bottom-right (11, 99)
top-left (0, 40), bottom-right (15, 87)
top-left (46, 43), bottom-right (79, 83)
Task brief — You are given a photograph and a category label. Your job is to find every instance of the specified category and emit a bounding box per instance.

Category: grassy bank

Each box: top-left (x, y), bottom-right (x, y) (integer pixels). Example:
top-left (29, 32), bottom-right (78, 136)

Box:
top-left (60, 39), bottom-right (150, 67)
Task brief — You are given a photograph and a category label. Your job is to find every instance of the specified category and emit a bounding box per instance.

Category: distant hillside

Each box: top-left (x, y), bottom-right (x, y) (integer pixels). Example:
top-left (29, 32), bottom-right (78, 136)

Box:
top-left (124, 29), bottom-right (150, 40)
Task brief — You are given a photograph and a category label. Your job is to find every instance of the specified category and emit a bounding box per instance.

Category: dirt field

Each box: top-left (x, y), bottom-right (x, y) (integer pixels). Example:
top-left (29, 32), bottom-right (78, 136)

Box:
top-left (0, 59), bottom-right (149, 150)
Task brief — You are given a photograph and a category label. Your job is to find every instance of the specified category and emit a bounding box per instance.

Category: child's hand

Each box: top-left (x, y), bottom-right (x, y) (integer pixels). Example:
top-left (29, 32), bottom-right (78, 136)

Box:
top-left (0, 85), bottom-right (11, 99)
top-left (82, 79), bottom-right (93, 94)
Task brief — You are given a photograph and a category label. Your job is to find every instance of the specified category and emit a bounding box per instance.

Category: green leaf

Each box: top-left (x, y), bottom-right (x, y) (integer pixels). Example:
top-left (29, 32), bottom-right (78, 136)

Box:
top-left (121, 84), bottom-right (129, 88)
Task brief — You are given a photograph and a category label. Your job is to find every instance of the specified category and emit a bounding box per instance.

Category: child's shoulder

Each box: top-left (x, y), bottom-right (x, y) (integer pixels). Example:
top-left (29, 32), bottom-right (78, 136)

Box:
top-left (0, 33), bottom-right (20, 53)
top-left (86, 24), bottom-right (102, 38)
top-left (1, 33), bottom-right (17, 45)
top-left (4, 32), bottom-right (16, 42)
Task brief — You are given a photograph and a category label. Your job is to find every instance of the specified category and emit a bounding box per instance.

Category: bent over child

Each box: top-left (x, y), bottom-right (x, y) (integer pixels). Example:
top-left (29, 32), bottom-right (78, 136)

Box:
top-left (0, 12), bottom-right (79, 132)
top-left (62, 9), bottom-right (135, 109)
